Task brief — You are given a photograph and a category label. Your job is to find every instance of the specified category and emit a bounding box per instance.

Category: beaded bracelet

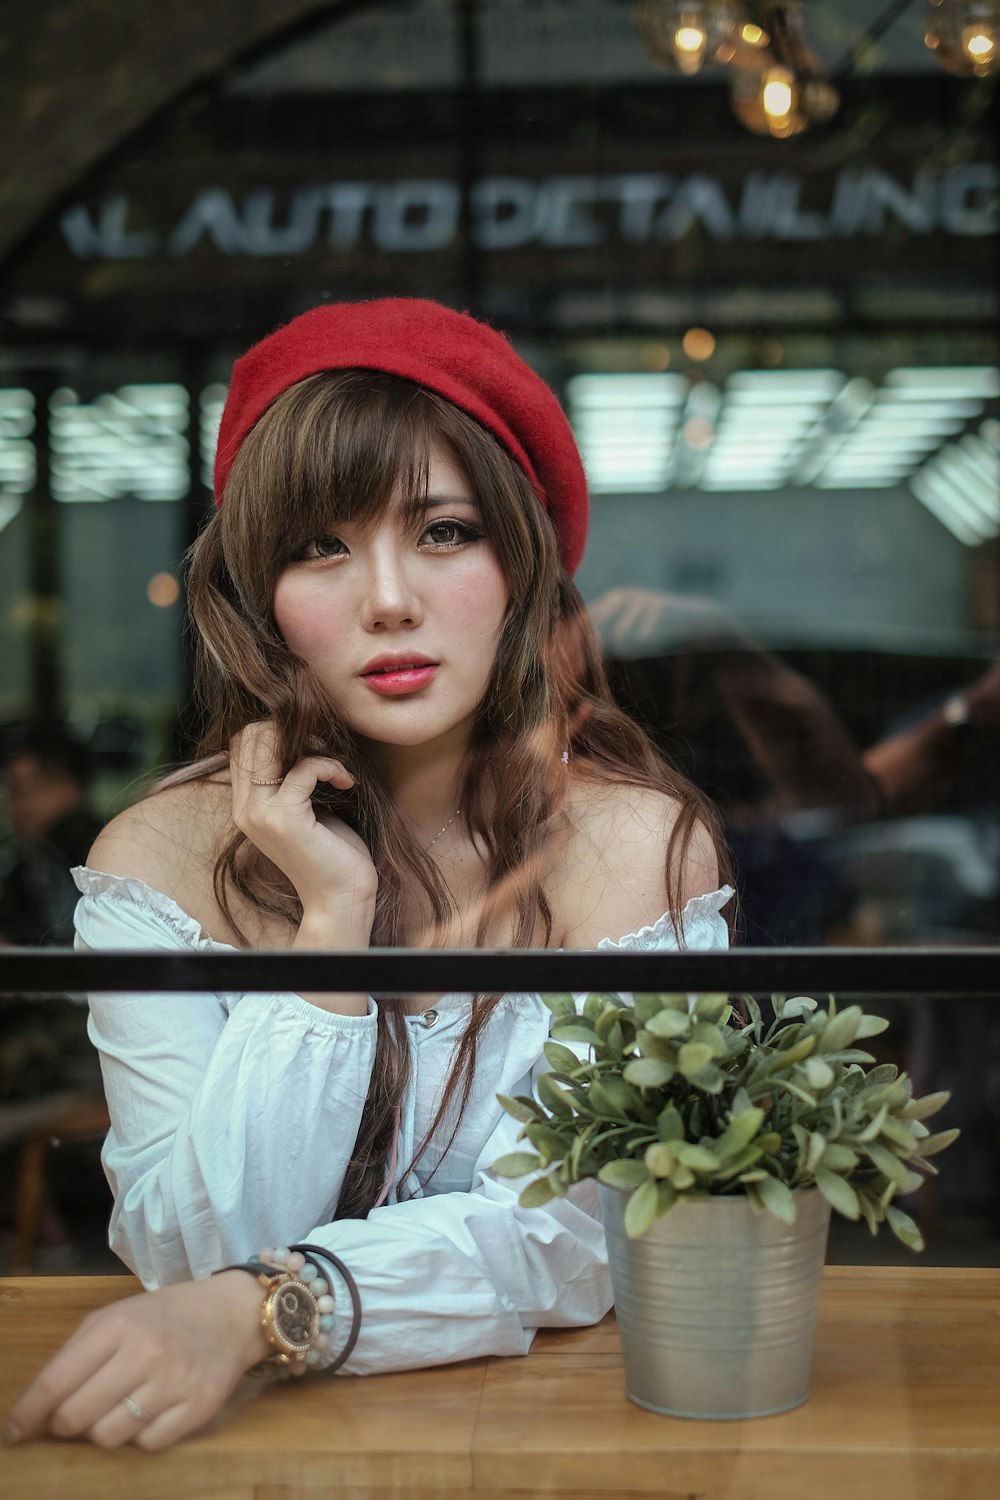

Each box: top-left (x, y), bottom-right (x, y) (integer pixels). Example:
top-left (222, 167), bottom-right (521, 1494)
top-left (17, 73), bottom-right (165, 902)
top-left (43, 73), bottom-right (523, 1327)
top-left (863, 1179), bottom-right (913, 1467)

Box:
top-left (290, 1241), bottom-right (363, 1372)
top-left (217, 1242), bottom-right (362, 1376)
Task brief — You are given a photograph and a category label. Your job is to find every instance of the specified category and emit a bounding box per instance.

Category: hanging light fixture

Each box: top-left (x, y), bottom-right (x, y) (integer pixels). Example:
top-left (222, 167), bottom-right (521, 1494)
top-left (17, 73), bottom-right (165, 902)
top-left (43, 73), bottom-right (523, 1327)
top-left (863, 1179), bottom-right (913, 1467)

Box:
top-left (727, 2), bottom-right (839, 138)
top-left (636, 1), bottom-right (749, 77)
top-left (925, 0), bottom-right (1000, 76)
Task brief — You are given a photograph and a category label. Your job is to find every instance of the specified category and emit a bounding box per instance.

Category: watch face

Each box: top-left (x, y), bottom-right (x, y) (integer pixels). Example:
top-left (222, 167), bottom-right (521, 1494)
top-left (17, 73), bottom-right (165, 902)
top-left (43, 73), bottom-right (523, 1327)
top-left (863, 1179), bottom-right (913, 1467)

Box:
top-left (267, 1279), bottom-right (319, 1354)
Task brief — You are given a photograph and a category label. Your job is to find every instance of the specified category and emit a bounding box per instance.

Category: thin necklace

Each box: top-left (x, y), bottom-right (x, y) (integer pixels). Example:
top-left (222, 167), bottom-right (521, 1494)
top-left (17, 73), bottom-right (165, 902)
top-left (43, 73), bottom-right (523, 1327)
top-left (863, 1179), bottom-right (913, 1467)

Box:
top-left (427, 809), bottom-right (461, 850)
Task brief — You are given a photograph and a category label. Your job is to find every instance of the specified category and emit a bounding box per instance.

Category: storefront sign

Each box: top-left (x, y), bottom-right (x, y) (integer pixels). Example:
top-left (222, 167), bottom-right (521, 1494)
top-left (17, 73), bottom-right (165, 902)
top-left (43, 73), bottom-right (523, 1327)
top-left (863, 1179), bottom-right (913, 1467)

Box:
top-left (60, 163), bottom-right (997, 261)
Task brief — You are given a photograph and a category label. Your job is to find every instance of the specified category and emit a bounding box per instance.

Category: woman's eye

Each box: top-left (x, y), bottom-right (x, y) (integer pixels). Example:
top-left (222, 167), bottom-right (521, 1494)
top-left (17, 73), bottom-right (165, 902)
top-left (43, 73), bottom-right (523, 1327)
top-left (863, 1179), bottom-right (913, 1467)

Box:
top-left (298, 535), bottom-right (347, 560)
top-left (421, 519), bottom-right (480, 547)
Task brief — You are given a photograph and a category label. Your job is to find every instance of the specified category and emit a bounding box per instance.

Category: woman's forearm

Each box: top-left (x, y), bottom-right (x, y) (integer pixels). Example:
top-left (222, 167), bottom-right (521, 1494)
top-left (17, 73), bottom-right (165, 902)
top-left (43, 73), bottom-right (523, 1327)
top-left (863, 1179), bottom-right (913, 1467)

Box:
top-left (292, 893), bottom-right (377, 1014)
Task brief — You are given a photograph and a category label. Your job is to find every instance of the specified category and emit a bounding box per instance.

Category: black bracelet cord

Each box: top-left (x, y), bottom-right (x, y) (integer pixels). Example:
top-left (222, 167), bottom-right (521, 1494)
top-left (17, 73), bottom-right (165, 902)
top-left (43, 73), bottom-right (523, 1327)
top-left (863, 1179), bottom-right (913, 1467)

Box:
top-left (291, 1242), bottom-right (363, 1374)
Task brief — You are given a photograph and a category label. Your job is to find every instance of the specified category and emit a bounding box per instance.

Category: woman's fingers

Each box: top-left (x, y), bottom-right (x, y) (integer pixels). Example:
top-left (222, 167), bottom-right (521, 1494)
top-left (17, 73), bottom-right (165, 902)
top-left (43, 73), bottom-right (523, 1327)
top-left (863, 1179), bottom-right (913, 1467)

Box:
top-left (45, 1350), bottom-right (155, 1442)
top-left (230, 720), bottom-right (282, 787)
top-left (265, 756), bottom-right (356, 793)
top-left (84, 1380), bottom-right (217, 1452)
top-left (230, 722), bottom-right (355, 795)
top-left (133, 1393), bottom-right (224, 1451)
top-left (7, 1312), bottom-right (120, 1439)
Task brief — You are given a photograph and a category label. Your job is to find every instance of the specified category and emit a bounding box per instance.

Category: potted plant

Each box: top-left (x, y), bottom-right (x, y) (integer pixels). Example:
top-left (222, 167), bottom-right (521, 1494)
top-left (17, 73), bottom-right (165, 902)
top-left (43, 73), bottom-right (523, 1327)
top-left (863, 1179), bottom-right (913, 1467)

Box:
top-left (493, 992), bottom-right (958, 1420)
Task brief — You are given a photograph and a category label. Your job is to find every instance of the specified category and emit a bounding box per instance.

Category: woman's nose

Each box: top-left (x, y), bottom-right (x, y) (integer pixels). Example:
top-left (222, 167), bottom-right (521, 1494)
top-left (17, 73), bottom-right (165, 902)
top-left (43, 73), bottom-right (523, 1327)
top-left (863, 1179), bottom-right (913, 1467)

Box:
top-left (361, 544), bottom-right (423, 631)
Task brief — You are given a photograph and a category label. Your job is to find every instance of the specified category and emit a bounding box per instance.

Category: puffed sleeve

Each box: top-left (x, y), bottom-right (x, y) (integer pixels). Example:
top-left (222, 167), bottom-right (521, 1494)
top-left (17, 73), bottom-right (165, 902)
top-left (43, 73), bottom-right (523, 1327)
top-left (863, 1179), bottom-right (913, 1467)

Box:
top-left (73, 868), bottom-right (377, 1289)
top-left (282, 885), bottom-right (735, 1377)
top-left (287, 1075), bottom-right (613, 1376)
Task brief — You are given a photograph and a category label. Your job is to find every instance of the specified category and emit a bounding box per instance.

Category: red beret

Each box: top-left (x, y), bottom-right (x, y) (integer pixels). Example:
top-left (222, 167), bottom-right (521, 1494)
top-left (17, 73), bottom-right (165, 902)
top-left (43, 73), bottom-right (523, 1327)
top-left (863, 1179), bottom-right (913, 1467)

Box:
top-left (213, 298), bottom-right (588, 575)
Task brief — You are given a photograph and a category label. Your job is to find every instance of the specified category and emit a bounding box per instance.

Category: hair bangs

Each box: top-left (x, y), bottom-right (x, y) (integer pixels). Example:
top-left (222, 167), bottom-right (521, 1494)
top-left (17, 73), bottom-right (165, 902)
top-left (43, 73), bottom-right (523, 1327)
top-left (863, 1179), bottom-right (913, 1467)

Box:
top-left (277, 372), bottom-right (440, 555)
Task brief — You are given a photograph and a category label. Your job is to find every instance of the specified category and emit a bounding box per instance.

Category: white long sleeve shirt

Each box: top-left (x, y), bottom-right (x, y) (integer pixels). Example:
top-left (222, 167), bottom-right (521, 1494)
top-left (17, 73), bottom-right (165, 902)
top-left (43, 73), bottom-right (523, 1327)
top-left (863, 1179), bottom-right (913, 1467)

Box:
top-left (74, 867), bottom-right (733, 1376)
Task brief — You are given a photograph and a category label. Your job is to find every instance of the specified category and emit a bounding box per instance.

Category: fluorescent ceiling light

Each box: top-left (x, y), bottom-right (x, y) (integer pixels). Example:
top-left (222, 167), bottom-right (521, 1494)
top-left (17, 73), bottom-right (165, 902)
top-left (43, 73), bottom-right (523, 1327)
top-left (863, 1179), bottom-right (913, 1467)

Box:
top-left (568, 374), bottom-right (686, 407)
top-left (916, 459), bottom-right (998, 527)
top-left (815, 474), bottom-right (902, 489)
top-left (568, 374), bottom-right (680, 493)
top-left (930, 449), bottom-right (1000, 523)
top-left (0, 384), bottom-right (36, 495)
top-left (569, 364), bottom-right (997, 495)
top-left (815, 462), bottom-right (911, 474)
top-left (50, 384), bottom-right (190, 502)
top-left (959, 433), bottom-right (1000, 484)
top-left (726, 370), bottom-right (845, 397)
top-left (700, 475), bottom-right (784, 490)
top-left (911, 477), bottom-right (987, 544)
top-left (911, 468), bottom-right (997, 543)
top-left (868, 401), bottom-right (983, 422)
top-left (886, 367), bottom-right (1000, 398)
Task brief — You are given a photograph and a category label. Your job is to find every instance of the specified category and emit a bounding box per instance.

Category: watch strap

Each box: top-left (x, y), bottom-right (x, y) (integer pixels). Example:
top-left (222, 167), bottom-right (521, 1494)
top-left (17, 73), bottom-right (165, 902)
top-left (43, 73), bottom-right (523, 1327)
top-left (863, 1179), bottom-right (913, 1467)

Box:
top-left (216, 1246), bottom-right (362, 1375)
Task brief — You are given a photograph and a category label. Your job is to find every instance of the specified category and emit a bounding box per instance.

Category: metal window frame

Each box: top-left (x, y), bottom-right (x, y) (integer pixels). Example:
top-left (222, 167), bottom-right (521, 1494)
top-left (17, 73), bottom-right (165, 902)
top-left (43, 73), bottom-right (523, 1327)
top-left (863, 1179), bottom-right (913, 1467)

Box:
top-left (2, 947), bottom-right (997, 998)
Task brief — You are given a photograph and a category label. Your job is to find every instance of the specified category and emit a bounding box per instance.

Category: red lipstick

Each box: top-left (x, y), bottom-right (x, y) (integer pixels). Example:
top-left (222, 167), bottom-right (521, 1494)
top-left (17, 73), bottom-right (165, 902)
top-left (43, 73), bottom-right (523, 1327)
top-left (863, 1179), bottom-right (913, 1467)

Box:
top-left (360, 653), bottom-right (437, 696)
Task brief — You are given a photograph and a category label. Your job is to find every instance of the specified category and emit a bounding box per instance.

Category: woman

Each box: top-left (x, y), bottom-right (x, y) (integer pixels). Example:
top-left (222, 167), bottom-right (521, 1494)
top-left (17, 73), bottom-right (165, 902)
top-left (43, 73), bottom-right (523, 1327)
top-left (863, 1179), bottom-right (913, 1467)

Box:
top-left (5, 299), bottom-right (733, 1450)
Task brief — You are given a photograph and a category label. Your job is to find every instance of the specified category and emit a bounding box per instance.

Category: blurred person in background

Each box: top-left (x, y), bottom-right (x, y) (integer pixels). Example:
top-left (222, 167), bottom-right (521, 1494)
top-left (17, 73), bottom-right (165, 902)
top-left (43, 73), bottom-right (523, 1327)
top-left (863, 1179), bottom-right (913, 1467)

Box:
top-left (1, 727), bottom-right (104, 949)
top-left (0, 726), bottom-right (107, 1267)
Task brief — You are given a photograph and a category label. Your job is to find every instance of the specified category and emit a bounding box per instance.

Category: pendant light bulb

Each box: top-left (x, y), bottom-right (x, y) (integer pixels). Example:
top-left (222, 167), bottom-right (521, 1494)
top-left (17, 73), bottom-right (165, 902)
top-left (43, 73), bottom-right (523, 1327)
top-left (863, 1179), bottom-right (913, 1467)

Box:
top-left (961, 21), bottom-right (996, 64)
top-left (636, 1), bottom-right (745, 76)
top-left (762, 65), bottom-right (795, 122)
top-left (925, 0), bottom-right (1000, 76)
top-left (674, 18), bottom-right (709, 74)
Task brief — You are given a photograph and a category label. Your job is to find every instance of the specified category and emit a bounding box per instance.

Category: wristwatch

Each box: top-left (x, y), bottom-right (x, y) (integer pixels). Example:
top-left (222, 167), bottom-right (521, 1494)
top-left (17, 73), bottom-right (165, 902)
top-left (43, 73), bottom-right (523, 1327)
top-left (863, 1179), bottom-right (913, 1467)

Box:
top-left (216, 1242), bottom-right (362, 1376)
top-left (217, 1255), bottom-right (334, 1373)
top-left (941, 693), bottom-right (996, 763)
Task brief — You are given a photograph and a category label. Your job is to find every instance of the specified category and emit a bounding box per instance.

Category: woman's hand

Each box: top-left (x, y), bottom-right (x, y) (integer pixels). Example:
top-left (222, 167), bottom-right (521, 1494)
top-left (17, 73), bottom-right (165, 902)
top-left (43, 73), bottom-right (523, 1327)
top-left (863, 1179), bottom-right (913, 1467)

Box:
top-left (230, 720), bottom-right (378, 943)
top-left (5, 1272), bottom-right (270, 1451)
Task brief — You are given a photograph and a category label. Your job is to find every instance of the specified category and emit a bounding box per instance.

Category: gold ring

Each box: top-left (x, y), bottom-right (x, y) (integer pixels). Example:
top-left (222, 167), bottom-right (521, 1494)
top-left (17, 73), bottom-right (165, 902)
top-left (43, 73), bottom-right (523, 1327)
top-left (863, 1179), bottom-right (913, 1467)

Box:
top-left (249, 776), bottom-right (285, 786)
top-left (121, 1395), bottom-right (151, 1423)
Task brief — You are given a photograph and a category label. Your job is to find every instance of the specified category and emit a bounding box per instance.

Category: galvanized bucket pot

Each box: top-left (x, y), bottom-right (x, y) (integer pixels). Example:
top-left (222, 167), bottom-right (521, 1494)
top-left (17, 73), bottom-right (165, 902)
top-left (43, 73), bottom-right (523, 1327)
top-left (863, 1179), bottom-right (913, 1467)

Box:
top-left (598, 1184), bottom-right (832, 1420)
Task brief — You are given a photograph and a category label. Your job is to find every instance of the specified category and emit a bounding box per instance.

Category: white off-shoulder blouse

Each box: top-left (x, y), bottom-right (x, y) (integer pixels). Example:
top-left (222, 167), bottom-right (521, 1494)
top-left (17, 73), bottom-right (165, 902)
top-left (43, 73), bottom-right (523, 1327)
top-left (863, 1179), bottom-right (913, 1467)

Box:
top-left (73, 866), bottom-right (733, 1378)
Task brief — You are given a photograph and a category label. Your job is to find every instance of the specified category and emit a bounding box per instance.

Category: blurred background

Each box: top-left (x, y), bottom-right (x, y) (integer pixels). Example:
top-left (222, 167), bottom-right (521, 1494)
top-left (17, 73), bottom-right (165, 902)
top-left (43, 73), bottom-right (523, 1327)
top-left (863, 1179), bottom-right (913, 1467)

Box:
top-left (1, 1), bottom-right (998, 1271)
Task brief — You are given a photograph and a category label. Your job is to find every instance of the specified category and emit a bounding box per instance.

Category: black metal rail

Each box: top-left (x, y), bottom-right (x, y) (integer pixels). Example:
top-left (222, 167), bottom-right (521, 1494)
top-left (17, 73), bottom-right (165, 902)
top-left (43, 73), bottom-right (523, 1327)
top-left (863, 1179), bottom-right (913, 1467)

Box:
top-left (2, 947), bottom-right (997, 997)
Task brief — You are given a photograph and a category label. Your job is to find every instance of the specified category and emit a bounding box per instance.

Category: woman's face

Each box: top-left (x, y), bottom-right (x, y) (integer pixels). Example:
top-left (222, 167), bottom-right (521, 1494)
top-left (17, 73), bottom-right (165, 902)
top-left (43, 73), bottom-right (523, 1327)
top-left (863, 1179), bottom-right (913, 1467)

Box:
top-left (273, 442), bottom-right (510, 753)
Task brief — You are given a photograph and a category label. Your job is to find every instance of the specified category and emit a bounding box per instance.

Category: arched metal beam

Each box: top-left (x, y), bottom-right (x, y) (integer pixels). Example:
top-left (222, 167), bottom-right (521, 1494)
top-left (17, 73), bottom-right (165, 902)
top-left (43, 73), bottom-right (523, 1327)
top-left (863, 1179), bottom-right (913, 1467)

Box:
top-left (0, 0), bottom-right (379, 273)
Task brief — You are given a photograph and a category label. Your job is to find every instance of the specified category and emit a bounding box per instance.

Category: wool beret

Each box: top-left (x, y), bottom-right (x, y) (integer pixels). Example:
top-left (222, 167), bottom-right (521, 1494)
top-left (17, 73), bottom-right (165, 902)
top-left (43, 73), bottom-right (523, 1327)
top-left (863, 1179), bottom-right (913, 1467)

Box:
top-left (213, 298), bottom-right (589, 574)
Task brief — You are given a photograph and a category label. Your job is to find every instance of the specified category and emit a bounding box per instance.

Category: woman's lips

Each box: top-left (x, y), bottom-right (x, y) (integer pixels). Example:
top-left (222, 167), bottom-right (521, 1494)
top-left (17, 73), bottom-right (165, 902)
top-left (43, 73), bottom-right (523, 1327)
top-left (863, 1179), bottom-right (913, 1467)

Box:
top-left (361, 664), bottom-right (438, 696)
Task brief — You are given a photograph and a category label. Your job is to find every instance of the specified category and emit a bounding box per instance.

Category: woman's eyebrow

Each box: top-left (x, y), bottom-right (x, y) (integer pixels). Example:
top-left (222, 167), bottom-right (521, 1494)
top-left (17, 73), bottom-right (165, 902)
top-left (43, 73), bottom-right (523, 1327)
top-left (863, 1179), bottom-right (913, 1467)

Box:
top-left (399, 492), bottom-right (478, 522)
top-left (417, 492), bottom-right (477, 507)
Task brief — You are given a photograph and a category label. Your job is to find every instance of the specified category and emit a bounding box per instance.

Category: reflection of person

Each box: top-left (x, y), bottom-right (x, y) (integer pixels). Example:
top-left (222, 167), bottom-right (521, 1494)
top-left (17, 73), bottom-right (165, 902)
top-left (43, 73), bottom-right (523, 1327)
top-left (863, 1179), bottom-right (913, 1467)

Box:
top-left (862, 657), bottom-right (1000, 818)
top-left (591, 588), bottom-right (880, 943)
top-left (0, 729), bottom-right (103, 947)
top-left (7, 300), bottom-right (732, 1450)
top-left (590, 588), bottom-right (879, 820)
top-left (590, 588), bottom-right (1000, 944)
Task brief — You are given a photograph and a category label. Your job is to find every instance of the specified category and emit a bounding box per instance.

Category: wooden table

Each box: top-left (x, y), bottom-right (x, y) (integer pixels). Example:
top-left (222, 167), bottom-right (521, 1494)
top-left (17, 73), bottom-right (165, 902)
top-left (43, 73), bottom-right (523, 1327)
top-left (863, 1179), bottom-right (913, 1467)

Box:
top-left (1, 1267), bottom-right (998, 1500)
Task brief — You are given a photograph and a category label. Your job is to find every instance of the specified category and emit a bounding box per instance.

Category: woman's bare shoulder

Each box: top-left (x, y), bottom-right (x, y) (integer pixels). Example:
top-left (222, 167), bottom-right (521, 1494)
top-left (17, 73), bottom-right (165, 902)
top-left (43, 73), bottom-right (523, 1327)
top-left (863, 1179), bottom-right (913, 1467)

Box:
top-left (84, 774), bottom-right (233, 915)
top-left (552, 776), bottom-right (719, 947)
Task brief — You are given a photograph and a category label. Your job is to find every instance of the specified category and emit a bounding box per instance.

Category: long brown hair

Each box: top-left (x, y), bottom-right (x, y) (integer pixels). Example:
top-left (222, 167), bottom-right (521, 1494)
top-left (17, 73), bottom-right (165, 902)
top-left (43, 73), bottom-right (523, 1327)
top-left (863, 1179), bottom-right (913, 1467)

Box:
top-left (182, 369), bottom-right (729, 1218)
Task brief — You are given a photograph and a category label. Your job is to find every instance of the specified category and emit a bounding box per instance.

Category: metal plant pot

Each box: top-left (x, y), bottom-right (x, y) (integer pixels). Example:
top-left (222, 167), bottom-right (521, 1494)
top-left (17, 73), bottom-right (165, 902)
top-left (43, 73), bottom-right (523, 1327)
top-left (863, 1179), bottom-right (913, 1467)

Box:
top-left (598, 1184), bottom-right (832, 1419)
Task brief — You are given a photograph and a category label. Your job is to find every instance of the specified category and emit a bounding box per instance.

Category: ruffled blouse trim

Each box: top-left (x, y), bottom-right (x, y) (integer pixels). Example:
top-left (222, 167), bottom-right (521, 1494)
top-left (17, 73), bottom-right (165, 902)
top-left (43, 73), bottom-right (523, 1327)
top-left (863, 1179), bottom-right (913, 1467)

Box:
top-left (73, 867), bottom-right (733, 956)
top-left (72, 866), bottom-right (233, 951)
top-left (595, 884), bottom-right (734, 951)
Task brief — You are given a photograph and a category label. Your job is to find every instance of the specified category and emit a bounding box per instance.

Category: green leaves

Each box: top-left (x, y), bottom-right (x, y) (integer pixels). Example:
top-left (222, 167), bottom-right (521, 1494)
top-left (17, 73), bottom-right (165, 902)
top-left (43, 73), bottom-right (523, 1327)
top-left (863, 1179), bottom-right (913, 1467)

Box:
top-left (717, 1107), bottom-right (765, 1161)
top-left (598, 1159), bottom-right (650, 1190)
top-left (494, 992), bottom-right (959, 1248)
top-left (815, 1168), bottom-right (860, 1220)
top-left (492, 1151), bottom-right (542, 1178)
top-left (624, 1178), bottom-right (677, 1238)
top-left (624, 1056), bottom-right (675, 1089)
top-left (756, 1173), bottom-right (798, 1224)
top-left (678, 1041), bottom-right (715, 1077)
top-left (886, 1204), bottom-right (925, 1251)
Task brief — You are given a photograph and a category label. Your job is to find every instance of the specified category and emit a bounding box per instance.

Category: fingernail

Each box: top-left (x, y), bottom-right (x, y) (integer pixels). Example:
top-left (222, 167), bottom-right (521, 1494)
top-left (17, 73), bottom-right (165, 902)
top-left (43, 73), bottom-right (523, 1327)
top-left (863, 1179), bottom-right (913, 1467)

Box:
top-left (2, 1420), bottom-right (21, 1445)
